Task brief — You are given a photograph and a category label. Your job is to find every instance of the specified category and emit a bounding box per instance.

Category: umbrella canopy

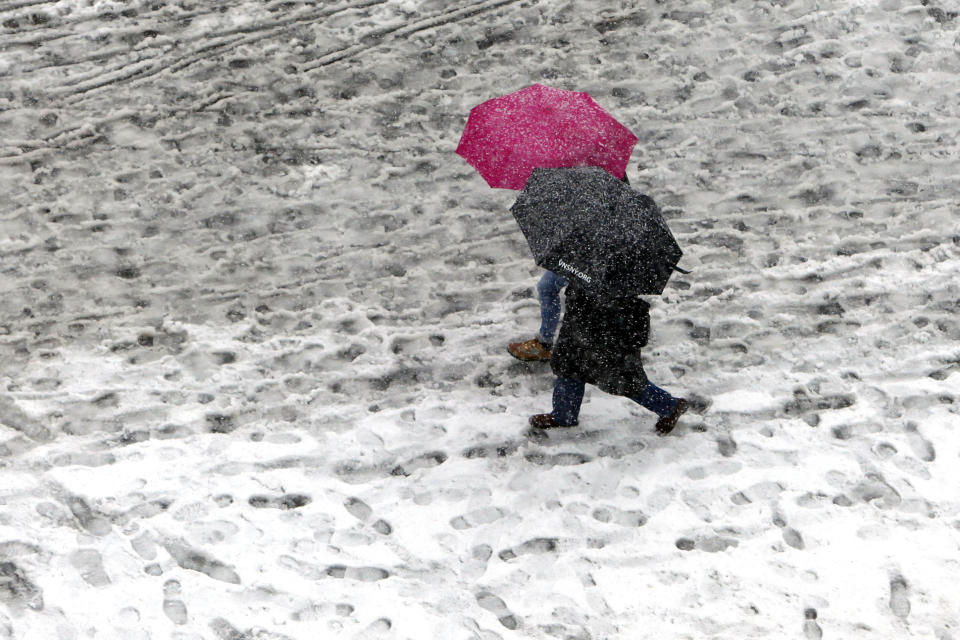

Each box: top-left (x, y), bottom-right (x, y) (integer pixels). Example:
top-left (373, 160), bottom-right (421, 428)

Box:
top-left (511, 166), bottom-right (683, 296)
top-left (456, 84), bottom-right (638, 190)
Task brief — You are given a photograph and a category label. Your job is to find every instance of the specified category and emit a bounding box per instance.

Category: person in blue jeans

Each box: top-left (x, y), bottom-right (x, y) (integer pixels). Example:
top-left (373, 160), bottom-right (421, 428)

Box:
top-left (527, 283), bottom-right (688, 435)
top-left (507, 270), bottom-right (567, 361)
top-left (508, 171), bottom-right (632, 362)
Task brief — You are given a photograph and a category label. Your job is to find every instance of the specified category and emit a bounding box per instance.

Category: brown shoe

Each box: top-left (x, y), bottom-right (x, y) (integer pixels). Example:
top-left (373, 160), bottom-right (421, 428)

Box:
top-left (508, 338), bottom-right (552, 361)
top-left (655, 398), bottom-right (688, 436)
top-left (529, 413), bottom-right (578, 429)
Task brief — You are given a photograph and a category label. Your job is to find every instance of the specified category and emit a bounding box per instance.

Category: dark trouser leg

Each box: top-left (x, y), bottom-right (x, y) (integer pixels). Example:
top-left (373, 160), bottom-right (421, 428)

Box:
top-left (631, 381), bottom-right (679, 417)
top-left (552, 377), bottom-right (585, 426)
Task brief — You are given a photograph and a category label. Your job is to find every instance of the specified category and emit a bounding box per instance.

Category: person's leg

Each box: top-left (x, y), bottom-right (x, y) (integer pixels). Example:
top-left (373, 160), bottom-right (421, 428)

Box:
top-left (630, 381), bottom-right (679, 417)
top-left (536, 270), bottom-right (567, 347)
top-left (552, 377), bottom-right (585, 426)
top-left (630, 381), bottom-right (688, 435)
top-left (508, 271), bottom-right (567, 362)
top-left (529, 377), bottom-right (584, 429)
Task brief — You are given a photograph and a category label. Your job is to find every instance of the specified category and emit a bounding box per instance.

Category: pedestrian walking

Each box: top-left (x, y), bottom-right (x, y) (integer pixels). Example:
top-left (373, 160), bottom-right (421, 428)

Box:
top-left (507, 173), bottom-right (631, 363)
top-left (528, 284), bottom-right (688, 435)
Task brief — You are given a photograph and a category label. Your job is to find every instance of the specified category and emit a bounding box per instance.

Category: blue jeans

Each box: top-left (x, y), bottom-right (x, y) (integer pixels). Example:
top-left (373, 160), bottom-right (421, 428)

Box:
top-left (552, 377), bottom-right (679, 426)
top-left (537, 270), bottom-right (567, 346)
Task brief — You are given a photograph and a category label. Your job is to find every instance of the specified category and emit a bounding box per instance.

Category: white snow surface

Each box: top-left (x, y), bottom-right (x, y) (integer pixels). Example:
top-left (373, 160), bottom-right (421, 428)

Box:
top-left (1, 0), bottom-right (960, 638)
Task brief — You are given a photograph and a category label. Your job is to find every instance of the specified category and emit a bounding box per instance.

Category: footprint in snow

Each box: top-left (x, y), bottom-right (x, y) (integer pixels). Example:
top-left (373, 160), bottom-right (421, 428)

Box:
top-left (371, 519), bottom-right (393, 535)
top-left (872, 442), bottom-right (898, 459)
top-left (475, 591), bottom-right (519, 630)
top-left (675, 535), bottom-right (739, 553)
top-left (782, 527), bottom-right (805, 550)
top-left (830, 422), bottom-right (884, 441)
top-left (324, 565), bottom-right (390, 582)
top-left (781, 393), bottom-right (855, 425)
top-left (803, 608), bottom-right (823, 639)
top-left (69, 549), bottom-right (110, 587)
top-left (291, 602), bottom-right (354, 621)
top-left (357, 617), bottom-right (393, 638)
top-left (498, 537), bottom-right (605, 562)
top-left (904, 422), bottom-right (936, 462)
top-left (572, 565), bottom-right (617, 619)
top-left (462, 440), bottom-right (520, 459)
top-left (498, 537), bottom-right (558, 561)
top-left (390, 450), bottom-right (447, 476)
top-left (851, 473), bottom-right (901, 509)
top-left (685, 459), bottom-right (741, 480)
top-left (162, 541), bottom-right (240, 584)
top-left (591, 506), bottom-right (648, 527)
top-left (49, 451), bottom-right (116, 468)
top-left (889, 574), bottom-right (911, 619)
top-left (343, 497), bottom-right (392, 535)
top-left (0, 562), bottom-right (44, 611)
top-left (333, 459), bottom-right (386, 485)
top-left (185, 519), bottom-right (239, 545)
top-left (524, 427), bottom-right (602, 446)
top-left (344, 496), bottom-right (372, 520)
top-left (208, 618), bottom-right (261, 640)
top-left (596, 439), bottom-right (646, 459)
top-left (205, 413), bottom-right (236, 434)
top-left (162, 579), bottom-right (187, 625)
top-left (461, 544), bottom-right (493, 580)
top-left (524, 450), bottom-right (592, 467)
top-left (832, 494), bottom-right (854, 507)
top-left (716, 434), bottom-right (737, 457)
top-left (450, 506), bottom-right (506, 530)
top-left (248, 493), bottom-right (312, 510)
top-left (64, 495), bottom-right (112, 537)
top-left (772, 512), bottom-right (805, 550)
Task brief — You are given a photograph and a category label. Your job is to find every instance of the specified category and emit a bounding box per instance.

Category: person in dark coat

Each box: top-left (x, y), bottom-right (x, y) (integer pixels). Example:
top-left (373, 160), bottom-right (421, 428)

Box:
top-left (507, 171), bottom-right (632, 363)
top-left (529, 283), bottom-right (688, 435)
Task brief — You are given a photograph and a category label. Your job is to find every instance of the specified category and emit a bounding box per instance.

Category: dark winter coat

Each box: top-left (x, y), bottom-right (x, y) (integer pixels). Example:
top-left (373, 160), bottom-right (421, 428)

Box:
top-left (550, 285), bottom-right (650, 397)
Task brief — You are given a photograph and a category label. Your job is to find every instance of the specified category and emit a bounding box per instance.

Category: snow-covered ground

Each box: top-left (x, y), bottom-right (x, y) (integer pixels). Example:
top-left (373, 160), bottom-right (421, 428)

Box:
top-left (1, 0), bottom-right (959, 638)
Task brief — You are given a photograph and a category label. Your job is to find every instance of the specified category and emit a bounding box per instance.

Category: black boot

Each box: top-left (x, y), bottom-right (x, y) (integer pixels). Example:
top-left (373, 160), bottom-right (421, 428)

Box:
top-left (529, 414), bottom-right (578, 429)
top-left (655, 398), bottom-right (688, 436)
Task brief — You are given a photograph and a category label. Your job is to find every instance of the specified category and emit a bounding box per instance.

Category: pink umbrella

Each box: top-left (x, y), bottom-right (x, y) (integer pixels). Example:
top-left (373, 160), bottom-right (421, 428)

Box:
top-left (456, 84), bottom-right (638, 190)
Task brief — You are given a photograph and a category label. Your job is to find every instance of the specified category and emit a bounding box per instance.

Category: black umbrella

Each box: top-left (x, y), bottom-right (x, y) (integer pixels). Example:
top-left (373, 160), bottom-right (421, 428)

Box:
top-left (510, 166), bottom-right (684, 296)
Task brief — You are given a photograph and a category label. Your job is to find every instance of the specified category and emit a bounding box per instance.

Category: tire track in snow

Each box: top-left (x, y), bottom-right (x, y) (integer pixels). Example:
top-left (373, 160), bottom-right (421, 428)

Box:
top-left (0, 0), bottom-right (58, 15)
top-left (299, 0), bottom-right (528, 71)
top-left (1, 1), bottom-right (258, 56)
top-left (3, 9), bottom-right (227, 70)
top-left (0, 0), bottom-right (209, 59)
top-left (0, 0), bottom-right (526, 162)
top-left (1, 0), bottom-right (383, 90)
top-left (2, 0), bottom-right (267, 42)
top-left (0, 1), bottom-right (386, 160)
top-left (57, 0), bottom-right (525, 102)
top-left (50, 0), bottom-right (389, 102)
